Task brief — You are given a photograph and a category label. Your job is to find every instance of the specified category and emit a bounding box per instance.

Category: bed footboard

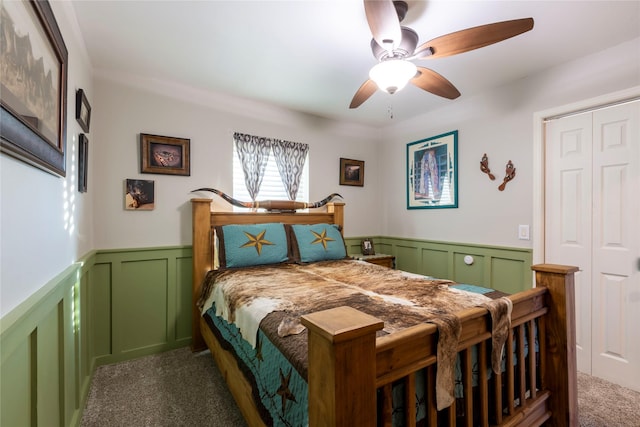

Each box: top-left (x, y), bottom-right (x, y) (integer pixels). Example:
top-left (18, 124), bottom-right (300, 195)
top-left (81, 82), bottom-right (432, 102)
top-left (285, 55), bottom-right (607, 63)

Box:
top-left (301, 264), bottom-right (578, 427)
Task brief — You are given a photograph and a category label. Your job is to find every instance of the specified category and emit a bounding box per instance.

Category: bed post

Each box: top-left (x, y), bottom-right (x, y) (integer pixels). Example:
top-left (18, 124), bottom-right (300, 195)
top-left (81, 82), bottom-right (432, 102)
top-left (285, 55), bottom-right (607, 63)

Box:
top-left (191, 198), bottom-right (213, 352)
top-left (301, 306), bottom-right (383, 427)
top-left (326, 202), bottom-right (345, 233)
top-left (532, 264), bottom-right (579, 427)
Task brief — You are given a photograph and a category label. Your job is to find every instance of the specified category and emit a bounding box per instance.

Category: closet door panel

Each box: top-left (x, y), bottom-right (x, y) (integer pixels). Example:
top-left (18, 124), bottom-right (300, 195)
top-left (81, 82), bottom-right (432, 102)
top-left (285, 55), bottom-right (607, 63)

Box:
top-left (545, 112), bottom-right (593, 373)
top-left (591, 102), bottom-right (640, 391)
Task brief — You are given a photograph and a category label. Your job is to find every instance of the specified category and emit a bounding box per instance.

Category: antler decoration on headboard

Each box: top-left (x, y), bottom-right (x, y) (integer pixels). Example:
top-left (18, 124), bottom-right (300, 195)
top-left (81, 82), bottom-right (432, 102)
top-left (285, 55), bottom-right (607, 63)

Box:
top-left (191, 188), bottom-right (343, 212)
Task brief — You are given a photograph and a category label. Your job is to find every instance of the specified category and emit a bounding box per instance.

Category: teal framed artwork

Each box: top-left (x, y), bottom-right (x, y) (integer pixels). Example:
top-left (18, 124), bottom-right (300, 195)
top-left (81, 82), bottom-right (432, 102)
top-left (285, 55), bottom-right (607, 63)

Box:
top-left (407, 130), bottom-right (458, 209)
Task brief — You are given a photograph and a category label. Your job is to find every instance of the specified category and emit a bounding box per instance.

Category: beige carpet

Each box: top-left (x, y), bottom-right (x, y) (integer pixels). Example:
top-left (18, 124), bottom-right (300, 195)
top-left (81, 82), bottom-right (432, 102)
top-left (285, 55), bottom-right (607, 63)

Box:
top-left (81, 347), bottom-right (640, 426)
top-left (81, 348), bottom-right (247, 426)
top-left (577, 371), bottom-right (640, 426)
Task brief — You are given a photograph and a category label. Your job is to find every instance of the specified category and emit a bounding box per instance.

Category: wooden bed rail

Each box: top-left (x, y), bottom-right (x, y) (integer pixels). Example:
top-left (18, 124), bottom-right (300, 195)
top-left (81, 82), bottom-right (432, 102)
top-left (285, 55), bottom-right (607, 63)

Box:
top-left (301, 264), bottom-right (578, 427)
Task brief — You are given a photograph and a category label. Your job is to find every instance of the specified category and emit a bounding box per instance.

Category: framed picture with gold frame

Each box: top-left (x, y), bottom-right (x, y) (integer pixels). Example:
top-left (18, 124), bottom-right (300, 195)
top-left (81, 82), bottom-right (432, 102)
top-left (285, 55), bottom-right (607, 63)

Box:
top-left (140, 133), bottom-right (190, 176)
top-left (339, 158), bottom-right (364, 187)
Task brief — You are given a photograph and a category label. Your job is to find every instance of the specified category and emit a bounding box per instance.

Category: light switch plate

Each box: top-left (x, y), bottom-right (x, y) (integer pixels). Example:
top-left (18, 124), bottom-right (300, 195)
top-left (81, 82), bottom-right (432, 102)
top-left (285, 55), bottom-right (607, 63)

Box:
top-left (518, 225), bottom-right (530, 240)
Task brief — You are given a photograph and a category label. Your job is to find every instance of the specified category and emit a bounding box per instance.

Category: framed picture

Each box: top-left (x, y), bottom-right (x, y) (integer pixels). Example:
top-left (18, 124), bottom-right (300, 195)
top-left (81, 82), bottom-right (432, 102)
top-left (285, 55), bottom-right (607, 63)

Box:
top-left (339, 158), bottom-right (364, 187)
top-left (125, 179), bottom-right (155, 210)
top-left (75, 89), bottom-right (91, 133)
top-left (361, 238), bottom-right (375, 255)
top-left (140, 133), bottom-right (190, 176)
top-left (407, 130), bottom-right (458, 209)
top-left (78, 134), bottom-right (88, 193)
top-left (0, 0), bottom-right (68, 177)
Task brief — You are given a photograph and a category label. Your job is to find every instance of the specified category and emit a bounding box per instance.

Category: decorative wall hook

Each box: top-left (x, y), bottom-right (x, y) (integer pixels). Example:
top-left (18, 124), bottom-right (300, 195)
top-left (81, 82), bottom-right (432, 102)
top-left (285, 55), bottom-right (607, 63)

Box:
top-left (498, 160), bottom-right (516, 191)
top-left (480, 153), bottom-right (495, 180)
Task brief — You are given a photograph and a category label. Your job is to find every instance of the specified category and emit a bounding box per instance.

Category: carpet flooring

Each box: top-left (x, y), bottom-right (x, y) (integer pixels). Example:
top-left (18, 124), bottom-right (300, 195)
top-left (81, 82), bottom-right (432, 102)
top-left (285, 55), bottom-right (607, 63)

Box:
top-left (81, 347), bottom-right (640, 426)
top-left (81, 348), bottom-right (246, 427)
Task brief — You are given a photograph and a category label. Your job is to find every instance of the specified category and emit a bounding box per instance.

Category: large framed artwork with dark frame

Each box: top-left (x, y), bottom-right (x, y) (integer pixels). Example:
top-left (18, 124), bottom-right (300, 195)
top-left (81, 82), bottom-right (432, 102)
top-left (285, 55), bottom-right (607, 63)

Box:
top-left (406, 130), bottom-right (458, 209)
top-left (0, 0), bottom-right (68, 177)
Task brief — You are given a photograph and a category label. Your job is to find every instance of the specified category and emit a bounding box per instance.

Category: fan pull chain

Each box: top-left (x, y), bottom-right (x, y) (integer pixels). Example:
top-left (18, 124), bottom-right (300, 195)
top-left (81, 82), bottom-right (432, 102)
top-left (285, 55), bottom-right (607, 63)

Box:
top-left (388, 105), bottom-right (394, 119)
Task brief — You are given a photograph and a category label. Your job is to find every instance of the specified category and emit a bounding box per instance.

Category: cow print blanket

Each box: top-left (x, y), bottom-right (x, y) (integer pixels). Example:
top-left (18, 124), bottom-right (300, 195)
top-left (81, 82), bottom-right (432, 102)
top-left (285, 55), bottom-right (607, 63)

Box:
top-left (197, 259), bottom-right (512, 410)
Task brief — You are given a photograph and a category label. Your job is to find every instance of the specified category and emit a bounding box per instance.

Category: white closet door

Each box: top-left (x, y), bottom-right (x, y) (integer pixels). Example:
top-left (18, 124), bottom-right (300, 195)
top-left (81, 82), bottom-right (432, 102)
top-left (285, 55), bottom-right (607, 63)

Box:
top-left (590, 102), bottom-right (640, 390)
top-left (545, 112), bottom-right (593, 373)
top-left (545, 100), bottom-right (640, 392)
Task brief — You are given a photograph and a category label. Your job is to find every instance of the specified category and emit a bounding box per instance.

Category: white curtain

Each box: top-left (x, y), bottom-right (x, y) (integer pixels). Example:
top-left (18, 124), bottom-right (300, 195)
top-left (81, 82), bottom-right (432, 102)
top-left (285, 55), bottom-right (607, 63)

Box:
top-left (233, 132), bottom-right (272, 201)
top-left (271, 140), bottom-right (309, 200)
top-left (234, 132), bottom-right (309, 201)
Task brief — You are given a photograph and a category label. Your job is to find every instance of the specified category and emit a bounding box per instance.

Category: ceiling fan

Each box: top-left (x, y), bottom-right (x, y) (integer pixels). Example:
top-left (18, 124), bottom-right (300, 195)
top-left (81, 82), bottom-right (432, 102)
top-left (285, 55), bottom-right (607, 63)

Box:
top-left (350, 0), bottom-right (534, 108)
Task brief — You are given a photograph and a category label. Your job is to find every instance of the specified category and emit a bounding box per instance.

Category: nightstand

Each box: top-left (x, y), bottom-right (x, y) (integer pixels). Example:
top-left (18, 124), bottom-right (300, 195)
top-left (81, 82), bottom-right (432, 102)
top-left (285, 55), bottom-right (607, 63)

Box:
top-left (352, 253), bottom-right (396, 269)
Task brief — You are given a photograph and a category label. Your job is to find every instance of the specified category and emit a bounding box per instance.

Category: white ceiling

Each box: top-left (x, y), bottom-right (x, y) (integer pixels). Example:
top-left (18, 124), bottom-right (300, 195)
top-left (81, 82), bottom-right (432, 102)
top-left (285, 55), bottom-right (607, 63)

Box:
top-left (71, 1), bottom-right (640, 127)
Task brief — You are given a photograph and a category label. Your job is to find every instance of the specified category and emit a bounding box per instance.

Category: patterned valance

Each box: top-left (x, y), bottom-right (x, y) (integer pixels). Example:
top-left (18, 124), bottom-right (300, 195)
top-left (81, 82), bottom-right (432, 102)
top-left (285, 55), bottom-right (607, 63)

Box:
top-left (233, 132), bottom-right (309, 201)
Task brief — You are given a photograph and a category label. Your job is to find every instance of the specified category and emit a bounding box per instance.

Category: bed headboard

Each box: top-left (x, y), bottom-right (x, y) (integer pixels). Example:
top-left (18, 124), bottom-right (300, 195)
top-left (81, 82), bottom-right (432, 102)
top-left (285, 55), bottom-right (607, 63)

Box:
top-left (190, 197), bottom-right (345, 350)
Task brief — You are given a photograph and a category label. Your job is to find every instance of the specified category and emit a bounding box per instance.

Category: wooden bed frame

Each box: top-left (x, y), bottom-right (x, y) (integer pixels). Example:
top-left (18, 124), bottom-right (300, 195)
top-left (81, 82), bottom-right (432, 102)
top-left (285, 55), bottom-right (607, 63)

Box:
top-left (191, 198), bottom-right (578, 427)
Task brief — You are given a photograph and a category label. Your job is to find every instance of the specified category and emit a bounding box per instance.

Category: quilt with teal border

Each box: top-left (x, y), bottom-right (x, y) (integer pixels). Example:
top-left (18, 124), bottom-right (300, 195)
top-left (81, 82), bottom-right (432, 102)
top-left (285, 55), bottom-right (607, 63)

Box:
top-left (203, 287), bottom-right (538, 427)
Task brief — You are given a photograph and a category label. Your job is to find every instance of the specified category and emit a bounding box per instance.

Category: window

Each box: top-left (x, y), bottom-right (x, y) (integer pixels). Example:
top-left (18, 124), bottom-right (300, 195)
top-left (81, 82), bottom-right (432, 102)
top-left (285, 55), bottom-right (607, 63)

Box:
top-left (232, 144), bottom-right (309, 210)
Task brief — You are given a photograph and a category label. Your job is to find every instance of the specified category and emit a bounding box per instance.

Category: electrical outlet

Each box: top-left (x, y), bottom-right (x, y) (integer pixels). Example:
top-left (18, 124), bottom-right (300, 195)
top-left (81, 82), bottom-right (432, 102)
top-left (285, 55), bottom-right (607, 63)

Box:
top-left (518, 225), bottom-right (530, 240)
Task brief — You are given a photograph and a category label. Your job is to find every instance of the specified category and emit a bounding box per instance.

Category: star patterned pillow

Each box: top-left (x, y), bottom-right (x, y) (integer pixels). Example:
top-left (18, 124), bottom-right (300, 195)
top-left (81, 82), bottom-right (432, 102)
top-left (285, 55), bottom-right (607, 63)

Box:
top-left (288, 223), bottom-right (347, 263)
top-left (216, 223), bottom-right (289, 269)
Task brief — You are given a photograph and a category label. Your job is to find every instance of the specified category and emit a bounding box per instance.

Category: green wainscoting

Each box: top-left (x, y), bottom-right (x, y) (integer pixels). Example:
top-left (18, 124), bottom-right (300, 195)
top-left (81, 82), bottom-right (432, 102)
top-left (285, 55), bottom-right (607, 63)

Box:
top-left (1, 240), bottom-right (529, 426)
top-left (345, 236), bottom-right (533, 293)
top-left (1, 262), bottom-right (86, 427)
top-left (0, 246), bottom-right (193, 427)
top-left (92, 246), bottom-right (193, 365)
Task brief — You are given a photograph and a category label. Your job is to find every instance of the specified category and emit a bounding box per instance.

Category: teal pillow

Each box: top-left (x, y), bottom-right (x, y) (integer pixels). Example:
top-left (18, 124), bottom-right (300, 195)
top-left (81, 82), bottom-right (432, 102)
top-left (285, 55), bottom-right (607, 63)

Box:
top-left (290, 223), bottom-right (347, 263)
top-left (216, 223), bottom-right (289, 269)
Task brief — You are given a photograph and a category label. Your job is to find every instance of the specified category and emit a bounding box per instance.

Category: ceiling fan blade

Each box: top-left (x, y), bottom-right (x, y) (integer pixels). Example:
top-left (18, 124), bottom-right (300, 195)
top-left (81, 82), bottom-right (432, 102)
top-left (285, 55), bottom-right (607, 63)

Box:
top-left (349, 79), bottom-right (378, 109)
top-left (411, 67), bottom-right (461, 99)
top-left (414, 18), bottom-right (534, 59)
top-left (364, 0), bottom-right (402, 51)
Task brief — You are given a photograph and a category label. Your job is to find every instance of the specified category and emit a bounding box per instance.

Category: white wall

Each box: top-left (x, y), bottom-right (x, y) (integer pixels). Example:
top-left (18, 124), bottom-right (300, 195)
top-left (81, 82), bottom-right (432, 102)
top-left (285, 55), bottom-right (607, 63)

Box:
top-left (1, 2), bottom-right (94, 316)
top-left (90, 74), bottom-right (383, 250)
top-left (378, 37), bottom-right (640, 248)
top-left (2, 2), bottom-right (637, 320)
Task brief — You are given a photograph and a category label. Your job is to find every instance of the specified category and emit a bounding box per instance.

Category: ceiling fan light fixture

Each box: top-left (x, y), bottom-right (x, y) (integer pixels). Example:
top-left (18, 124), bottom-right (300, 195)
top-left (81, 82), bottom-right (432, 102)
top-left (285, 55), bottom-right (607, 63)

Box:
top-left (369, 59), bottom-right (417, 94)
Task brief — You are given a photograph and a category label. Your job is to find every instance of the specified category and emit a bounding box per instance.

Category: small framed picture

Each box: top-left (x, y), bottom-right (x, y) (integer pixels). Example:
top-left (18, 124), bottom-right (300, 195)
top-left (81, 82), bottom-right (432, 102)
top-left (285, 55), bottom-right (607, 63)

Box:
top-left (125, 179), bottom-right (155, 210)
top-left (75, 89), bottom-right (91, 133)
top-left (339, 158), bottom-right (364, 187)
top-left (140, 133), bottom-right (190, 176)
top-left (78, 134), bottom-right (88, 193)
top-left (361, 238), bottom-right (375, 255)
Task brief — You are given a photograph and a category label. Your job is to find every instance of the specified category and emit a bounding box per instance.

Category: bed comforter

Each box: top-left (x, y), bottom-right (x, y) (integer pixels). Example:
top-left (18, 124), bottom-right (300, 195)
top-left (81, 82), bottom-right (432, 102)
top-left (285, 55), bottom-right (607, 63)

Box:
top-left (197, 260), bottom-right (512, 411)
